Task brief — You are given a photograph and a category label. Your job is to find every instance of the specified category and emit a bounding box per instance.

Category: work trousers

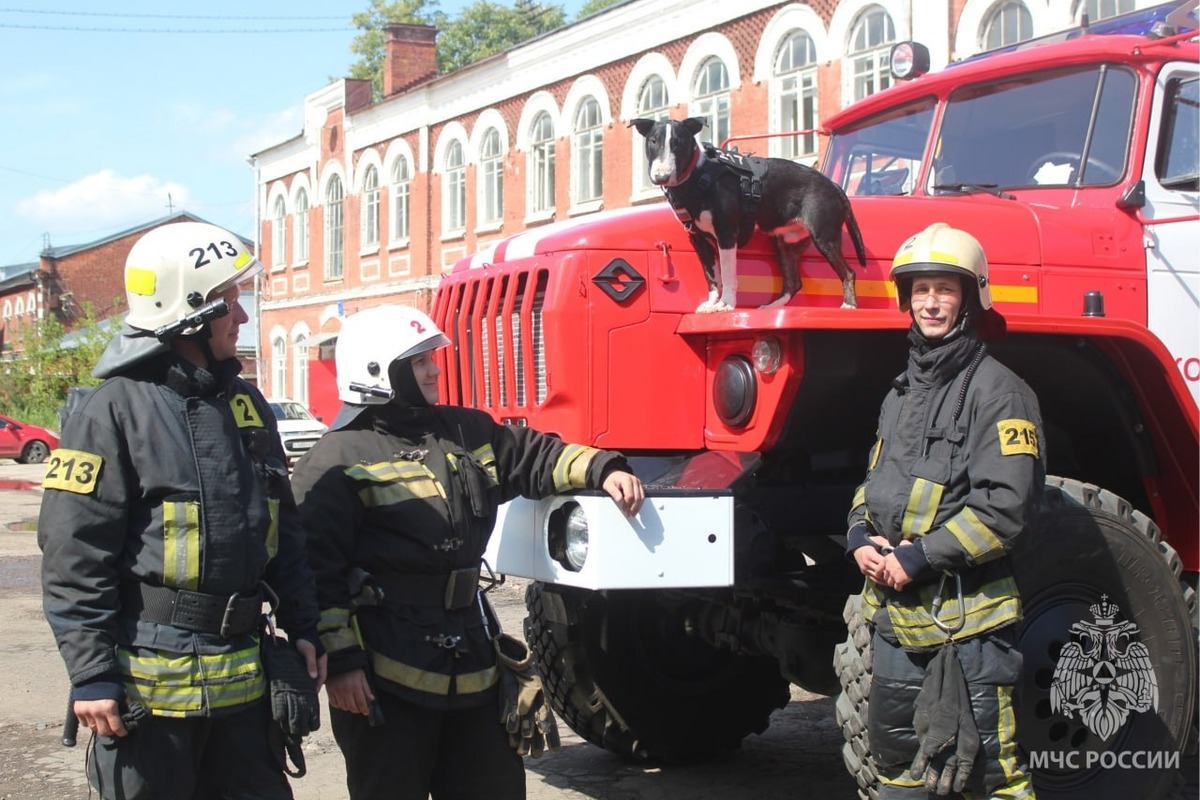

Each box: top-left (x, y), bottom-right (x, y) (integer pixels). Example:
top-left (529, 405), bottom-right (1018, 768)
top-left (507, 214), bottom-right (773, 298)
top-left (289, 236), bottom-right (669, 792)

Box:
top-left (86, 699), bottom-right (292, 800)
top-left (868, 625), bottom-right (1036, 800)
top-left (331, 686), bottom-right (525, 800)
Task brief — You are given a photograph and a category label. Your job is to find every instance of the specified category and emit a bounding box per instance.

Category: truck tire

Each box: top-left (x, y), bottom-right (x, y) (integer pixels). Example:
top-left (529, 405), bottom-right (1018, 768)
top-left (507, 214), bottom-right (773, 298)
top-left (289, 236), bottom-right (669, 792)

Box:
top-left (525, 582), bottom-right (791, 761)
top-left (834, 478), bottom-right (1198, 800)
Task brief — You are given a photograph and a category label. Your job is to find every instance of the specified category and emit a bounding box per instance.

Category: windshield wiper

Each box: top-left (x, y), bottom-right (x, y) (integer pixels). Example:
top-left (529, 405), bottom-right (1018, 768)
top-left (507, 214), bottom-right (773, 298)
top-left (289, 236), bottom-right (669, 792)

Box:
top-left (932, 183), bottom-right (1015, 199)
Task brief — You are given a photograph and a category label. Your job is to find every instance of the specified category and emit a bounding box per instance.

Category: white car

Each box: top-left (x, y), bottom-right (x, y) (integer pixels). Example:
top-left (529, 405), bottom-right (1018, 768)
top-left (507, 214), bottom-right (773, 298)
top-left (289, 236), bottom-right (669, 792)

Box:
top-left (267, 398), bottom-right (328, 466)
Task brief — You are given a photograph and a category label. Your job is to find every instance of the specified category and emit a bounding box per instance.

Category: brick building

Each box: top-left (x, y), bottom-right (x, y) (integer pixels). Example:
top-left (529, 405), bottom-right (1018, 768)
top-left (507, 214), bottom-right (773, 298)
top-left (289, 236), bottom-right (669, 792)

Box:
top-left (0, 212), bottom-right (260, 382)
top-left (251, 0), bottom-right (1139, 414)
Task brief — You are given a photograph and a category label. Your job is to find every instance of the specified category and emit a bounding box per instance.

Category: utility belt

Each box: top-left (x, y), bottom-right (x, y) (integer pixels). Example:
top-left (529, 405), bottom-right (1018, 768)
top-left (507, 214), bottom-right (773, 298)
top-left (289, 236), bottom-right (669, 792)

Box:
top-left (121, 582), bottom-right (264, 637)
top-left (367, 567), bottom-right (481, 611)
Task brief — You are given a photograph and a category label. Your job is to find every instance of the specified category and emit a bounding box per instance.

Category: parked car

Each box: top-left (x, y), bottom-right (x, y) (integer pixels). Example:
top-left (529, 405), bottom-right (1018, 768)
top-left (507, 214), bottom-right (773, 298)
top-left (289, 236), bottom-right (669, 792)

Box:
top-left (267, 398), bottom-right (328, 466)
top-left (0, 414), bottom-right (59, 464)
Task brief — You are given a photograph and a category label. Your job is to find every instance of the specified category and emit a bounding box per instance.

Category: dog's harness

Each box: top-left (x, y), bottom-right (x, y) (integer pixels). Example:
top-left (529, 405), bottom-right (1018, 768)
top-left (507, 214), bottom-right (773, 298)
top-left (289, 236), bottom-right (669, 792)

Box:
top-left (660, 143), bottom-right (768, 238)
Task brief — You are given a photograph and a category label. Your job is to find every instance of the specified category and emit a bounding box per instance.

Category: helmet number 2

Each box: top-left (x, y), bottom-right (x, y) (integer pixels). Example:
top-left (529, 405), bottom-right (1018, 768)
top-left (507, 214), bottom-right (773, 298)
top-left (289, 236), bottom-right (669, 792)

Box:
top-left (190, 240), bottom-right (240, 269)
top-left (411, 319), bottom-right (426, 334)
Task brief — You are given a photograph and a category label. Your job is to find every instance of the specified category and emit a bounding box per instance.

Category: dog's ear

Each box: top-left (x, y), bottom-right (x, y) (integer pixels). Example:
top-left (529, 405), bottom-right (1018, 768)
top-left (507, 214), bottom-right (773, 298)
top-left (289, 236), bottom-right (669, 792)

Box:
top-left (629, 118), bottom-right (656, 137)
top-left (684, 117), bottom-right (707, 136)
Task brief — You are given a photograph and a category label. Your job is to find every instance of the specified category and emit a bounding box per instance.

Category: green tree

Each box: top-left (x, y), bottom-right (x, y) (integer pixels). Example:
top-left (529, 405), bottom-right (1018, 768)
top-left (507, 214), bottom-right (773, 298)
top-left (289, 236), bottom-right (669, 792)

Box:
top-left (348, 0), bottom-right (446, 98)
top-left (436, 0), bottom-right (566, 73)
top-left (575, 0), bottom-right (623, 20)
top-left (0, 305), bottom-right (110, 428)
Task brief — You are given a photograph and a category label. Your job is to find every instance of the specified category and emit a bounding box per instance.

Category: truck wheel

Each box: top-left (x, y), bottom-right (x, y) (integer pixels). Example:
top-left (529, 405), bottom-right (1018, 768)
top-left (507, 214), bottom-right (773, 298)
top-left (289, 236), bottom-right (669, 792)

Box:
top-left (1012, 477), bottom-right (1198, 800)
top-left (525, 582), bottom-right (791, 761)
top-left (833, 477), bottom-right (1198, 800)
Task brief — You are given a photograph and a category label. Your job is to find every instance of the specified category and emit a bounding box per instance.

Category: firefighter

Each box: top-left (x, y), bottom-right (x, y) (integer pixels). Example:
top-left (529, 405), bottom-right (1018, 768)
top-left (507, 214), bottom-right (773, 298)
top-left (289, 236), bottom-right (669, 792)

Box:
top-left (39, 222), bottom-right (327, 800)
top-left (290, 304), bottom-right (644, 799)
top-left (846, 223), bottom-right (1044, 799)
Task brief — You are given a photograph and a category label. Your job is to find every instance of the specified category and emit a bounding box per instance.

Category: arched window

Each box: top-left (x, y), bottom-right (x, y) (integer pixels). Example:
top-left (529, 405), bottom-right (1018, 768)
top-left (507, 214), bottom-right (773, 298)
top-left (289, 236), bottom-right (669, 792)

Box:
top-left (361, 165), bottom-right (380, 248)
top-left (271, 335), bottom-right (287, 398)
top-left (480, 128), bottom-right (504, 225)
top-left (271, 195), bottom-right (287, 266)
top-left (529, 112), bottom-right (556, 214)
top-left (325, 175), bottom-right (344, 280)
top-left (982, 1), bottom-right (1032, 50)
top-left (294, 188), bottom-right (309, 263)
top-left (1080, 0), bottom-right (1134, 23)
top-left (292, 332), bottom-right (309, 404)
top-left (391, 156), bottom-right (410, 242)
top-left (775, 31), bottom-right (818, 159)
top-left (445, 141), bottom-right (466, 232)
top-left (573, 97), bottom-right (604, 203)
top-left (693, 57), bottom-right (730, 146)
top-left (2, 300), bottom-right (10, 320)
top-left (14, 298), bottom-right (23, 318)
top-left (634, 76), bottom-right (670, 192)
top-left (849, 6), bottom-right (896, 102)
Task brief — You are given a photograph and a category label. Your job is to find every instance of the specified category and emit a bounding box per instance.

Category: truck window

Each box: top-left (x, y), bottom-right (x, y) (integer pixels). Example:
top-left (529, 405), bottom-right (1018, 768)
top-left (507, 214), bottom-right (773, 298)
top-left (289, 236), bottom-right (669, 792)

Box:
top-left (1157, 75), bottom-right (1199, 191)
top-left (823, 98), bottom-right (934, 196)
top-left (930, 65), bottom-right (1135, 191)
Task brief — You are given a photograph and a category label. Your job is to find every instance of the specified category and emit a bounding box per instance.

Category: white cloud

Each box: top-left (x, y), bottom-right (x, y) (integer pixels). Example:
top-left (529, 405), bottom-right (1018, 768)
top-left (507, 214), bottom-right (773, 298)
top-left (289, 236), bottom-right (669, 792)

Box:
top-left (236, 107), bottom-right (305, 160)
top-left (15, 170), bottom-right (191, 237)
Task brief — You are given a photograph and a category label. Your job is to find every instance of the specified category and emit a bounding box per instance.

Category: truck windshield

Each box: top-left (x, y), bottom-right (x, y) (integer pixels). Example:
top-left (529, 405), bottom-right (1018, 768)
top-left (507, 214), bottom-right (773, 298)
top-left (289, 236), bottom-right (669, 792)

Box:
top-left (825, 64), bottom-right (1137, 196)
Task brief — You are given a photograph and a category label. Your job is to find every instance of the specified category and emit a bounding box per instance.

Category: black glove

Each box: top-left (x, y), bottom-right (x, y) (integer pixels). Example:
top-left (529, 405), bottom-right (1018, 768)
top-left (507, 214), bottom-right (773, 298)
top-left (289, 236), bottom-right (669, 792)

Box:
top-left (261, 634), bottom-right (321, 777)
top-left (494, 633), bottom-right (561, 758)
top-left (910, 642), bottom-right (980, 795)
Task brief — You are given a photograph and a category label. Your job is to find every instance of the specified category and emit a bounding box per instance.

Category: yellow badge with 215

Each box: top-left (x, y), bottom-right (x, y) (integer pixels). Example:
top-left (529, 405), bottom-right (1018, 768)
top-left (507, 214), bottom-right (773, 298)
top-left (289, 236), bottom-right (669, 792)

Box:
top-left (42, 449), bottom-right (104, 495)
top-left (996, 419), bottom-right (1039, 457)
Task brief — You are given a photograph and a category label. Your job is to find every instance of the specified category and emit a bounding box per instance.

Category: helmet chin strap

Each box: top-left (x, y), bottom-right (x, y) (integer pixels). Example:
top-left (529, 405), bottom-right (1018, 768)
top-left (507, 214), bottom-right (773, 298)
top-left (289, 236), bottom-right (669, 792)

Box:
top-left (911, 308), bottom-right (972, 346)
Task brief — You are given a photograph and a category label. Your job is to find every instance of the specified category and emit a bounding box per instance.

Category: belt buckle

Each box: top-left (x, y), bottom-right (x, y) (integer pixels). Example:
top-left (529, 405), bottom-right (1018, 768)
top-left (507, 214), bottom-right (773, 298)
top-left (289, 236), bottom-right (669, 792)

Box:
top-left (219, 593), bottom-right (242, 638)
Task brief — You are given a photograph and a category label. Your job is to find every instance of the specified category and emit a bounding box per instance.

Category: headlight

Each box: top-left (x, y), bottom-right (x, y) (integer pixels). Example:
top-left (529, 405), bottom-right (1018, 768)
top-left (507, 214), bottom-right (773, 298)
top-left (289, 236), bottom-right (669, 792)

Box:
top-left (713, 355), bottom-right (756, 428)
top-left (751, 336), bottom-right (782, 375)
top-left (890, 41), bottom-right (930, 80)
top-left (548, 502), bottom-right (588, 572)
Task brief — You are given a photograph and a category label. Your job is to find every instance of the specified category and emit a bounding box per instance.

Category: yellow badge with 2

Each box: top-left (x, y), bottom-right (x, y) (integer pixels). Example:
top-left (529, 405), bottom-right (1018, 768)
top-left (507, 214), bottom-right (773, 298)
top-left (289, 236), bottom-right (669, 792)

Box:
top-left (43, 449), bottom-right (104, 495)
top-left (997, 419), bottom-right (1039, 457)
top-left (229, 393), bottom-right (264, 428)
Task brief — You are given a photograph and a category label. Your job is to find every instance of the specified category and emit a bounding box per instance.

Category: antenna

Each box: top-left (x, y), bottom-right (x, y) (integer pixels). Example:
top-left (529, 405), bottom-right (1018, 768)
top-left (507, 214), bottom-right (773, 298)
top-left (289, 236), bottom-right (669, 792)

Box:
top-left (167, 192), bottom-right (174, 213)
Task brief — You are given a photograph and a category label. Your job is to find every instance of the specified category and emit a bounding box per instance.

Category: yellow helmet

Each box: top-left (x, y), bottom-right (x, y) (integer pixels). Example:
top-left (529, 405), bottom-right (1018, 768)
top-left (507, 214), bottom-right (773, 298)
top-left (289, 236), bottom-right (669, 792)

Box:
top-left (124, 222), bottom-right (263, 333)
top-left (890, 223), bottom-right (992, 313)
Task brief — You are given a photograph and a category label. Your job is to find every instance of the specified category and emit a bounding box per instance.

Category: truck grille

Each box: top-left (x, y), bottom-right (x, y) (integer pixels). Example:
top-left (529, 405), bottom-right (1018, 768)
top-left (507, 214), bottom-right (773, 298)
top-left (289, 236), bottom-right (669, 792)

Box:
top-left (437, 268), bottom-right (548, 410)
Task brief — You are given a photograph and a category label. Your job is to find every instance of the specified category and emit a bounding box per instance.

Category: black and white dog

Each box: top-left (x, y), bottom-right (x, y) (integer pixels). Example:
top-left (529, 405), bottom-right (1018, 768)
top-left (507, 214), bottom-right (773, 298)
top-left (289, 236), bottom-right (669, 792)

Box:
top-left (632, 116), bottom-right (866, 312)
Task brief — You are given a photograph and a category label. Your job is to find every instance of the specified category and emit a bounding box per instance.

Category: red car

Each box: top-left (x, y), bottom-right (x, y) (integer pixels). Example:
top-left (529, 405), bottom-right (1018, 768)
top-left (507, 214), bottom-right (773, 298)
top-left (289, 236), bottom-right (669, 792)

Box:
top-left (0, 414), bottom-right (59, 464)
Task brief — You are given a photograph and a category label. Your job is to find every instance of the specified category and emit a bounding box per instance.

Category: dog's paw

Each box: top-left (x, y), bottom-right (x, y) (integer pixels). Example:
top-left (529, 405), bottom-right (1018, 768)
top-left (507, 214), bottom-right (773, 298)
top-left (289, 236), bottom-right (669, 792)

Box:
top-left (759, 294), bottom-right (793, 310)
top-left (695, 301), bottom-right (719, 313)
top-left (710, 300), bottom-right (735, 313)
top-left (840, 301), bottom-right (858, 309)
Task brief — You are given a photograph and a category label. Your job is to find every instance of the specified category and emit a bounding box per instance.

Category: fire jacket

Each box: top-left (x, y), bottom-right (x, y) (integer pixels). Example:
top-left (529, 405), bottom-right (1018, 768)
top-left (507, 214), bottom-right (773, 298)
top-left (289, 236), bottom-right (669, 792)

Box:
top-left (848, 327), bottom-right (1045, 650)
top-left (291, 402), bottom-right (631, 710)
top-left (39, 339), bottom-right (320, 717)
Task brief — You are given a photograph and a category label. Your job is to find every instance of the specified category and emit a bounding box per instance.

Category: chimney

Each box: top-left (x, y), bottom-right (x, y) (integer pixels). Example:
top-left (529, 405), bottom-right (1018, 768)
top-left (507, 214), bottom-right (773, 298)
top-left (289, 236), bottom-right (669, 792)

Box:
top-left (384, 24), bottom-right (439, 98)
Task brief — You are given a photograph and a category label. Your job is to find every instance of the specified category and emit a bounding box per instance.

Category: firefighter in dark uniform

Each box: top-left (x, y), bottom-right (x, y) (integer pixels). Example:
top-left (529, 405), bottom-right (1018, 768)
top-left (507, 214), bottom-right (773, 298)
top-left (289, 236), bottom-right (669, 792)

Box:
top-left (847, 223), bottom-right (1043, 799)
top-left (39, 222), bottom-right (327, 800)
top-left (290, 304), bottom-right (644, 800)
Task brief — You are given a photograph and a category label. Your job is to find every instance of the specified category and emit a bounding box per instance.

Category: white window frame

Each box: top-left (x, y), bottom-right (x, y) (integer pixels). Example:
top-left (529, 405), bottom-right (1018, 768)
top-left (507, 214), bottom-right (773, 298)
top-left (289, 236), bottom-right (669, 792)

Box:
top-left (572, 97), bottom-right (604, 206)
top-left (391, 156), bottom-right (410, 245)
top-left (479, 127), bottom-right (504, 229)
top-left (982, 1), bottom-right (1033, 49)
top-left (271, 335), bottom-right (287, 399)
top-left (848, 6), bottom-right (896, 103)
top-left (775, 31), bottom-right (819, 161)
top-left (444, 140), bottom-right (466, 234)
top-left (361, 165), bottom-right (380, 251)
top-left (529, 112), bottom-right (556, 218)
top-left (692, 57), bottom-right (731, 147)
top-left (324, 175), bottom-right (344, 281)
top-left (634, 76), bottom-right (670, 194)
top-left (271, 195), bottom-right (287, 267)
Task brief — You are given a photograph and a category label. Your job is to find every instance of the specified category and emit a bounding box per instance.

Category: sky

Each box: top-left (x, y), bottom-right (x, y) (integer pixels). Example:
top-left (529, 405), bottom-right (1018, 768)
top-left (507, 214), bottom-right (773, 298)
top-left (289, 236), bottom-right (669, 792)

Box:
top-left (0, 1), bottom-right (586, 268)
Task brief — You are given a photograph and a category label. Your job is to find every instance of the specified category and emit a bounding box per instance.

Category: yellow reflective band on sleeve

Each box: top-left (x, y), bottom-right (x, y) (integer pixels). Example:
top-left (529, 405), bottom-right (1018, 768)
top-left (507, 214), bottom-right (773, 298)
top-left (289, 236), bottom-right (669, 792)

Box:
top-left (319, 607), bottom-right (351, 631)
top-left (118, 644), bottom-right (265, 716)
top-left (553, 444), bottom-right (599, 492)
top-left (472, 443), bottom-right (499, 483)
top-left (229, 394), bottom-right (264, 428)
top-left (850, 484), bottom-right (866, 512)
top-left (320, 627), bottom-right (361, 653)
top-left (125, 266), bottom-right (157, 296)
top-left (163, 500), bottom-right (200, 591)
top-left (900, 478), bottom-right (944, 537)
top-left (997, 419), bottom-right (1039, 457)
top-left (946, 506), bottom-right (1005, 563)
top-left (265, 498), bottom-right (279, 558)
top-left (868, 439), bottom-right (882, 471)
top-left (318, 607), bottom-right (359, 652)
top-left (42, 449), bottom-right (104, 495)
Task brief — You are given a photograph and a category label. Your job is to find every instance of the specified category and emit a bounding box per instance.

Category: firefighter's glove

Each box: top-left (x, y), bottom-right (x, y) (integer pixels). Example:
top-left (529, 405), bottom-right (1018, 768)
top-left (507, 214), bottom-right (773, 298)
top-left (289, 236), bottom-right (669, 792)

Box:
top-left (909, 642), bottom-right (980, 795)
top-left (495, 633), bottom-right (560, 758)
top-left (262, 634), bottom-right (321, 777)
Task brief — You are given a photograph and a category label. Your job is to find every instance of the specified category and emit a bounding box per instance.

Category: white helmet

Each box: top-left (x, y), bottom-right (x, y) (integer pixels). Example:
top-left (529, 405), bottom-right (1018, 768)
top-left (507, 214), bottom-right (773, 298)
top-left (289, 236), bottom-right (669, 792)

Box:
top-left (124, 222), bottom-right (263, 333)
top-left (890, 223), bottom-right (993, 313)
top-left (335, 304), bottom-right (451, 404)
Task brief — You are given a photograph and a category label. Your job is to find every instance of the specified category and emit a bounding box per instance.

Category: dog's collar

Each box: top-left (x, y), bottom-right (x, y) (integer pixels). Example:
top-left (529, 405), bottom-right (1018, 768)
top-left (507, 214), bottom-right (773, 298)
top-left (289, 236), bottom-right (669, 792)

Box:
top-left (662, 145), bottom-right (702, 188)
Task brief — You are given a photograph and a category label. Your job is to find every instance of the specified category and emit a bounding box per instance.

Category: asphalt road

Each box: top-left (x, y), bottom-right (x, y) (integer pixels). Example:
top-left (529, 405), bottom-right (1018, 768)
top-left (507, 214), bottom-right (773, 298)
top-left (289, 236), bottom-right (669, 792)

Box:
top-left (0, 458), bottom-right (860, 800)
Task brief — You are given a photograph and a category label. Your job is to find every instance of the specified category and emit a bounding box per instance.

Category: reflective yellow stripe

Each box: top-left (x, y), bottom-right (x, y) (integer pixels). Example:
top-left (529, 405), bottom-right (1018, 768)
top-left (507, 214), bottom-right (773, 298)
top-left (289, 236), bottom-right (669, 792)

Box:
top-left (162, 501), bottom-right (200, 590)
top-left (945, 506), bottom-right (1005, 562)
top-left (318, 607), bottom-right (359, 652)
top-left (553, 444), bottom-right (599, 492)
top-left (887, 576), bottom-right (1021, 648)
top-left (117, 644), bottom-right (264, 715)
top-left (125, 266), bottom-right (157, 296)
top-left (996, 684), bottom-right (1020, 780)
top-left (347, 461), bottom-right (446, 507)
top-left (901, 478), bottom-right (944, 537)
top-left (472, 443), bottom-right (499, 483)
top-left (879, 773), bottom-right (926, 788)
top-left (319, 607), bottom-right (351, 631)
top-left (265, 498), bottom-right (279, 558)
top-left (868, 439), bottom-right (882, 470)
top-left (371, 651), bottom-right (499, 696)
top-left (736, 275), bottom-right (1038, 304)
top-left (850, 484), bottom-right (866, 512)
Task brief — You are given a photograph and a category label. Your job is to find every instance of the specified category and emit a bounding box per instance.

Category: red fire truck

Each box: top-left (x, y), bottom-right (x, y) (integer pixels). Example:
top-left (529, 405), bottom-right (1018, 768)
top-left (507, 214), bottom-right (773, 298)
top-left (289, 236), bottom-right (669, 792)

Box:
top-left (430, 3), bottom-right (1198, 798)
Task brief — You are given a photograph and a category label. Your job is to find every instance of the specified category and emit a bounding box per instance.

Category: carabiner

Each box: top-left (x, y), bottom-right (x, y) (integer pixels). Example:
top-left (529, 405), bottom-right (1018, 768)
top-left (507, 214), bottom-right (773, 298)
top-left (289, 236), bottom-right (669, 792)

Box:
top-left (929, 571), bottom-right (966, 637)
